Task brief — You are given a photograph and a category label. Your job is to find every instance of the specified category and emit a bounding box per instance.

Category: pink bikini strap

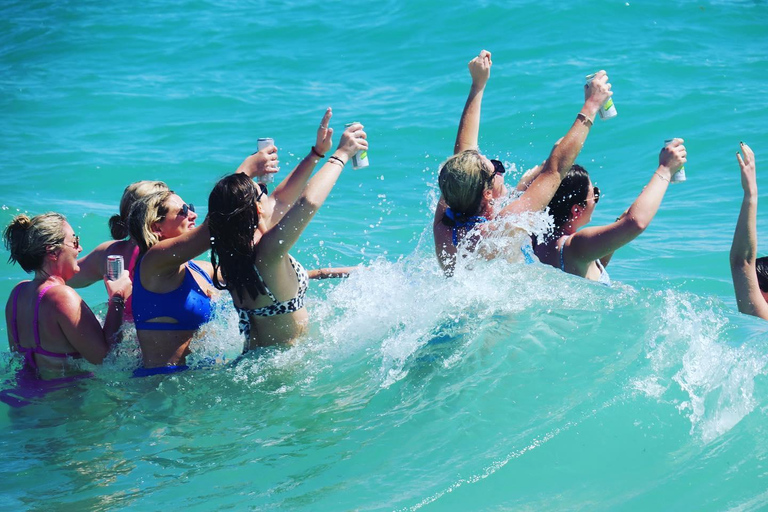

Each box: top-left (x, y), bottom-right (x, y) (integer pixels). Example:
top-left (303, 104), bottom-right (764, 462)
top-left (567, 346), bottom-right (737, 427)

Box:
top-left (128, 244), bottom-right (140, 279)
top-left (33, 285), bottom-right (55, 349)
top-left (10, 284), bottom-right (23, 348)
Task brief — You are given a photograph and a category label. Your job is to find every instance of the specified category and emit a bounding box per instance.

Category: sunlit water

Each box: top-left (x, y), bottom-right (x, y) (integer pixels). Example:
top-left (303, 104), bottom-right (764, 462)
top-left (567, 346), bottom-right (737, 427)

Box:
top-left (2, 1), bottom-right (768, 510)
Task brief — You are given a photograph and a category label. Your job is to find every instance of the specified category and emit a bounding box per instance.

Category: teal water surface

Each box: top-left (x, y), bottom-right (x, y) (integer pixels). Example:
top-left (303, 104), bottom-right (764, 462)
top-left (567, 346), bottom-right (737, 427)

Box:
top-left (2, 1), bottom-right (768, 510)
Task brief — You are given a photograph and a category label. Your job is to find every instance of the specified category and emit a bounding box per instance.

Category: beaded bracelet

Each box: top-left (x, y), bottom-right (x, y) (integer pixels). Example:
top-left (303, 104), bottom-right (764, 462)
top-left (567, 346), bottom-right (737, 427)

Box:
top-left (311, 146), bottom-right (325, 158)
top-left (110, 296), bottom-right (125, 306)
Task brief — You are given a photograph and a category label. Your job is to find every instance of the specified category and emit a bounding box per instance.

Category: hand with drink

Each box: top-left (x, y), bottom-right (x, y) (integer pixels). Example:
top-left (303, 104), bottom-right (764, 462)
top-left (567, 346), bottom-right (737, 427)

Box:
top-left (235, 140), bottom-right (279, 181)
top-left (584, 70), bottom-right (613, 118)
top-left (658, 138), bottom-right (687, 181)
top-left (336, 122), bottom-right (368, 165)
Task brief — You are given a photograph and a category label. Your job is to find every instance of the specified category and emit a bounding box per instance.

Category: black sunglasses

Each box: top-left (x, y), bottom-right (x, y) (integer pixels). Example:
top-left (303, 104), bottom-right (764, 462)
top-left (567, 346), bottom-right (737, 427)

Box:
top-left (178, 203), bottom-right (196, 218)
top-left (593, 186), bottom-right (600, 204)
top-left (490, 159), bottom-right (506, 176)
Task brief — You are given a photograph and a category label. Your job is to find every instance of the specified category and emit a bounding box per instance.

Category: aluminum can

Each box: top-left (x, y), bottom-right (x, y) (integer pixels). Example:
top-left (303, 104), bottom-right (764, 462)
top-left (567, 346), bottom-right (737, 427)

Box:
top-left (344, 122), bottom-right (369, 169)
top-left (665, 139), bottom-right (686, 183)
top-left (257, 137), bottom-right (275, 184)
top-left (585, 73), bottom-right (617, 120)
top-left (106, 255), bottom-right (124, 281)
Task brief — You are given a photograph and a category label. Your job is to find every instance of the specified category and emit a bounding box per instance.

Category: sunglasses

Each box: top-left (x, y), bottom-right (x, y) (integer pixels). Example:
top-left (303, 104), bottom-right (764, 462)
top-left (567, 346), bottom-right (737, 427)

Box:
top-left (593, 186), bottom-right (600, 204)
top-left (178, 203), bottom-right (196, 218)
top-left (490, 159), bottom-right (506, 176)
top-left (61, 234), bottom-right (80, 250)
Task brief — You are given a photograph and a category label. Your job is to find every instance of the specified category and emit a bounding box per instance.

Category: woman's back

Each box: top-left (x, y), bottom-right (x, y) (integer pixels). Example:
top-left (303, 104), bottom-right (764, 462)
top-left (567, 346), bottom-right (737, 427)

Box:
top-left (232, 254), bottom-right (310, 347)
top-left (6, 281), bottom-right (86, 378)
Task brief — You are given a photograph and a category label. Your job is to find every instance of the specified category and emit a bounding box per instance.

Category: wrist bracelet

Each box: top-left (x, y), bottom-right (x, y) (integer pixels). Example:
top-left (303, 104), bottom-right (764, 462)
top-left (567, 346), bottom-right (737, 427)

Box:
top-left (110, 296), bottom-right (125, 306)
top-left (576, 112), bottom-right (593, 128)
top-left (311, 146), bottom-right (325, 158)
top-left (654, 171), bottom-right (670, 182)
top-left (328, 155), bottom-right (345, 168)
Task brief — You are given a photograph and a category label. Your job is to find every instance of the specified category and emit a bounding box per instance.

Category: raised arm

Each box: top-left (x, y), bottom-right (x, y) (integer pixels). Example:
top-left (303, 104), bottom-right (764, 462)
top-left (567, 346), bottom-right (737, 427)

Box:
top-left (730, 143), bottom-right (768, 320)
top-left (56, 272), bottom-right (131, 364)
top-left (142, 219), bottom-right (212, 275)
top-left (258, 124), bottom-right (367, 261)
top-left (68, 239), bottom-right (117, 288)
top-left (269, 108), bottom-right (335, 224)
top-left (567, 140), bottom-right (686, 264)
top-left (501, 71), bottom-right (613, 217)
top-left (454, 50), bottom-right (492, 154)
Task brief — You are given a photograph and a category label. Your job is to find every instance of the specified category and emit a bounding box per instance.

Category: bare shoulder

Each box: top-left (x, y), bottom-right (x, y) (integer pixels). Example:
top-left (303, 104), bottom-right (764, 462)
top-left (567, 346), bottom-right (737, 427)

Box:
top-left (44, 285), bottom-right (86, 312)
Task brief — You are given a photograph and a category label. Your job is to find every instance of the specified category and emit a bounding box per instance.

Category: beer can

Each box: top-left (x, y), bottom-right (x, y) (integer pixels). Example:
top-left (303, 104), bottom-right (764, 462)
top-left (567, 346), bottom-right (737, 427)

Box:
top-left (257, 137), bottom-right (275, 184)
top-left (344, 122), bottom-right (369, 169)
top-left (106, 255), bottom-right (124, 281)
top-left (585, 73), bottom-right (617, 120)
top-left (665, 139), bottom-right (686, 183)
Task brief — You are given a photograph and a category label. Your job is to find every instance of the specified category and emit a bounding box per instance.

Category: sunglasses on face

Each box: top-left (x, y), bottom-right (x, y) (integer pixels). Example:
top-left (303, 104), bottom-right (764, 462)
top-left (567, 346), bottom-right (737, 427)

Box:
top-left (489, 159), bottom-right (506, 176)
top-left (61, 234), bottom-right (80, 250)
top-left (178, 203), bottom-right (196, 218)
top-left (593, 186), bottom-right (600, 204)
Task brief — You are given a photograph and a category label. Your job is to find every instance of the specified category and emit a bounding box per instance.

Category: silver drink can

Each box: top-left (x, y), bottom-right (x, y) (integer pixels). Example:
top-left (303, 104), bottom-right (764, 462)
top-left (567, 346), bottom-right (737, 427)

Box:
top-left (257, 137), bottom-right (275, 184)
top-left (665, 139), bottom-right (686, 183)
top-left (106, 255), bottom-right (124, 281)
top-left (344, 122), bottom-right (369, 169)
top-left (585, 73), bottom-right (617, 120)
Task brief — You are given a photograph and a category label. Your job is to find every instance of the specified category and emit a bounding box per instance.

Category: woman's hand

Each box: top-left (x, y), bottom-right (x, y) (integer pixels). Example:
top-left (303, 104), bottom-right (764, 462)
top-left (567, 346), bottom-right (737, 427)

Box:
top-left (584, 70), bottom-right (612, 113)
top-left (737, 142), bottom-right (757, 195)
top-left (104, 270), bottom-right (132, 301)
top-left (469, 50), bottom-right (492, 89)
top-left (236, 144), bottom-right (279, 180)
top-left (336, 122), bottom-right (368, 159)
top-left (659, 138), bottom-right (687, 177)
top-left (315, 107), bottom-right (334, 156)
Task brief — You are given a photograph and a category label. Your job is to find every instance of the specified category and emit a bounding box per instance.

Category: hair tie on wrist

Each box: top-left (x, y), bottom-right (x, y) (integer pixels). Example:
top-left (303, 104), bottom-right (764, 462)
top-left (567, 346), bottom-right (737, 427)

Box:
top-left (311, 146), bottom-right (325, 158)
top-left (328, 155), bottom-right (345, 168)
top-left (576, 112), bottom-right (593, 128)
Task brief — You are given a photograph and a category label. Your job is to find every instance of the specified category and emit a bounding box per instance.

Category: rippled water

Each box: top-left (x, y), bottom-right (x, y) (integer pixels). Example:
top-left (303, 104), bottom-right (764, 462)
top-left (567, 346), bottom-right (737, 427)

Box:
top-left (2, 0), bottom-right (768, 510)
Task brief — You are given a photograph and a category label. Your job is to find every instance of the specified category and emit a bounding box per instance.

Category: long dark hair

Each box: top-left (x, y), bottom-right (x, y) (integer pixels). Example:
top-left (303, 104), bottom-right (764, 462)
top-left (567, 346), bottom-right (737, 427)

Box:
top-left (547, 164), bottom-right (591, 230)
top-left (208, 173), bottom-right (267, 302)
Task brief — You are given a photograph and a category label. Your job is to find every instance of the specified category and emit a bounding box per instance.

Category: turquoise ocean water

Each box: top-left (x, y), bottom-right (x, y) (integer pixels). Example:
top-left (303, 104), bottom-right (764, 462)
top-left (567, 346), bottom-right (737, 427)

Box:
top-left (2, 0), bottom-right (768, 509)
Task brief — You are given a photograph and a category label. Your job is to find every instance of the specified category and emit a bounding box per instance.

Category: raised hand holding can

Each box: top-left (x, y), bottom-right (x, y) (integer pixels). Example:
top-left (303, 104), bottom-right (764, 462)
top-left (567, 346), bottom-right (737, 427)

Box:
top-left (586, 72), bottom-right (617, 120)
top-left (344, 122), bottom-right (369, 169)
top-left (257, 137), bottom-right (276, 184)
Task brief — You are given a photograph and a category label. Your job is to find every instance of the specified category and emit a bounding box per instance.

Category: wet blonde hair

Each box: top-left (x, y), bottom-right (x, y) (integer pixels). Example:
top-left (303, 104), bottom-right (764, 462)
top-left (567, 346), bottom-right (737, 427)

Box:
top-left (109, 180), bottom-right (169, 240)
top-left (127, 190), bottom-right (173, 253)
top-left (438, 150), bottom-right (494, 217)
top-left (3, 212), bottom-right (67, 272)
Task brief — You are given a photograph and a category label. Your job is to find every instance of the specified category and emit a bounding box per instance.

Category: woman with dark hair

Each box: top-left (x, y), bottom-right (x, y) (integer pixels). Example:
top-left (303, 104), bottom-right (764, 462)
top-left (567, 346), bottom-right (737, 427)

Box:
top-left (3, 212), bottom-right (131, 382)
top-left (68, 180), bottom-right (169, 320)
top-left (533, 140), bottom-right (686, 283)
top-left (730, 143), bottom-right (768, 320)
top-left (433, 49), bottom-right (614, 275)
top-left (208, 118), bottom-right (367, 348)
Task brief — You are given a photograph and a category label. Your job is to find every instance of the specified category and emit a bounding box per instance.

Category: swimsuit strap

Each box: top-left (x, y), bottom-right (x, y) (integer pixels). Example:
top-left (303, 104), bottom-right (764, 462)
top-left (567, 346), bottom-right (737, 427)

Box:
top-left (34, 285), bottom-right (56, 349)
top-left (445, 207), bottom-right (489, 246)
top-left (251, 263), bottom-right (278, 303)
top-left (10, 284), bottom-right (23, 349)
top-left (559, 234), bottom-right (574, 272)
top-left (127, 244), bottom-right (140, 278)
top-left (187, 260), bottom-right (214, 285)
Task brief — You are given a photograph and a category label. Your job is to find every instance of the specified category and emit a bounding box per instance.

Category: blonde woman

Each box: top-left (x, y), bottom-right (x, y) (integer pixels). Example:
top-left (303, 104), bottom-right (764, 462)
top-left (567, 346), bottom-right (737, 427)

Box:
top-left (4, 213), bottom-right (130, 383)
top-left (69, 180), bottom-right (169, 320)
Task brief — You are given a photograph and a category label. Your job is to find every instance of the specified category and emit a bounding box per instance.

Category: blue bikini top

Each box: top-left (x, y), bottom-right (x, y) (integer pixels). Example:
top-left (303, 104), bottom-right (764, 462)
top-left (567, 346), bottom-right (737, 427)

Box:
top-left (132, 258), bottom-right (214, 331)
top-left (443, 207), bottom-right (489, 246)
